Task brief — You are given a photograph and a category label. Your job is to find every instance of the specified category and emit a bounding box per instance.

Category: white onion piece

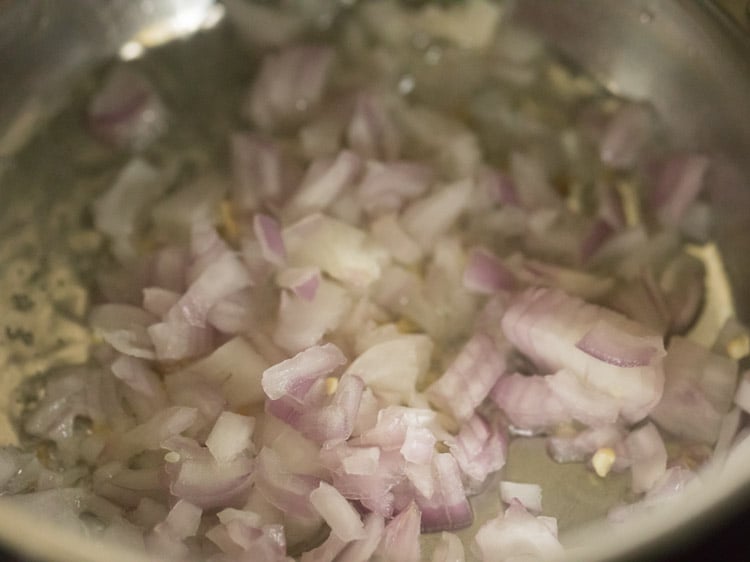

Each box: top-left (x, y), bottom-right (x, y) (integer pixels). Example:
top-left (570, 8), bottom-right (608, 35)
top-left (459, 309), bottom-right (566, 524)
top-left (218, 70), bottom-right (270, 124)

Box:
top-left (171, 454), bottom-right (254, 510)
top-left (142, 287), bottom-right (180, 318)
top-left (92, 159), bottom-right (167, 262)
top-left (431, 531), bottom-right (465, 562)
top-left (187, 336), bottom-right (269, 408)
top-left (276, 267), bottom-right (321, 301)
top-left (230, 132), bottom-right (302, 211)
top-left (490, 374), bottom-right (571, 431)
top-left (274, 280), bottom-right (352, 353)
top-left (449, 414), bottom-right (507, 484)
top-left (651, 153), bottom-right (710, 226)
top-left (336, 512), bottom-right (385, 562)
top-left (103, 406), bottom-right (198, 461)
top-left (147, 246), bottom-right (189, 294)
top-left (146, 500), bottom-right (202, 559)
top-left (462, 248), bottom-right (515, 294)
top-left (502, 287), bottom-right (666, 423)
top-left (401, 179), bottom-right (473, 251)
top-left (24, 369), bottom-right (91, 443)
top-left (299, 531), bottom-right (347, 562)
top-left (499, 481), bottom-right (543, 513)
top-left (474, 501), bottom-right (563, 562)
top-left (206, 412), bottom-right (256, 463)
top-left (650, 336), bottom-right (738, 444)
top-left (515, 258), bottom-right (614, 301)
top-left (88, 67), bottom-right (166, 149)
top-left (370, 213), bottom-right (423, 266)
top-left (110, 356), bottom-right (168, 410)
top-left (262, 343), bottom-right (347, 401)
top-left (284, 213), bottom-right (388, 288)
top-left (416, 454), bottom-right (473, 533)
top-left (324, 448), bottom-right (404, 517)
top-left (172, 251), bottom-right (251, 328)
top-left (377, 501), bottom-right (421, 562)
top-left (255, 448), bottom-right (320, 519)
top-left (347, 93), bottom-right (401, 161)
top-left (427, 332), bottom-right (506, 423)
top-left (286, 150), bottom-right (363, 218)
top-left (345, 335), bottom-right (432, 404)
top-left (547, 424), bottom-right (625, 464)
top-left (147, 317), bottom-right (215, 362)
top-left (309, 482), bottom-right (366, 542)
top-left (546, 369), bottom-right (621, 427)
top-left (151, 174), bottom-right (227, 242)
top-left (358, 161), bottom-right (434, 216)
top-left (297, 375), bottom-right (365, 444)
top-left (90, 304), bottom-right (158, 360)
top-left (623, 423), bottom-right (667, 494)
top-left (400, 426), bottom-right (436, 465)
top-left (245, 45), bottom-right (334, 131)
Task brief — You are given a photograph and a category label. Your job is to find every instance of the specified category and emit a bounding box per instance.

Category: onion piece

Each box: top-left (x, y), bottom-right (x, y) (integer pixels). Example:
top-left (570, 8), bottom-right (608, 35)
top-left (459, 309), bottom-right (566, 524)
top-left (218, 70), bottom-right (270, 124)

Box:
top-left (490, 374), bottom-right (570, 431)
top-left (92, 159), bottom-right (167, 262)
top-left (255, 448), bottom-right (320, 519)
top-left (623, 423), bottom-right (667, 494)
top-left (401, 179), bottom-right (474, 251)
top-left (499, 481), bottom-right (543, 513)
top-left (206, 412), bottom-right (256, 463)
top-left (284, 213), bottom-right (388, 289)
top-left (276, 267), bottom-right (321, 301)
top-left (88, 67), bottom-right (166, 150)
top-left (90, 305), bottom-right (157, 360)
top-left (230, 132), bottom-right (301, 211)
top-left (431, 531), bottom-right (465, 562)
top-left (262, 343), bottom-right (347, 401)
top-left (286, 150), bottom-right (363, 218)
top-left (463, 248), bottom-right (515, 294)
top-left (547, 424), bottom-right (625, 464)
top-left (254, 214), bottom-right (287, 266)
top-left (347, 93), bottom-right (401, 161)
top-left (309, 482), bottom-right (366, 542)
top-left (449, 414), bottom-right (507, 485)
top-left (345, 335), bottom-right (433, 404)
top-left (650, 336), bottom-right (738, 444)
top-left (474, 500), bottom-right (563, 562)
top-left (245, 45), bottom-right (335, 131)
top-left (427, 332), bottom-right (507, 423)
top-left (369, 213), bottom-right (424, 266)
top-left (336, 512), bottom-right (385, 562)
top-left (377, 501), bottom-right (421, 562)
top-left (358, 162), bottom-right (434, 216)
top-left (415, 454), bottom-right (473, 533)
top-left (501, 287), bottom-right (666, 423)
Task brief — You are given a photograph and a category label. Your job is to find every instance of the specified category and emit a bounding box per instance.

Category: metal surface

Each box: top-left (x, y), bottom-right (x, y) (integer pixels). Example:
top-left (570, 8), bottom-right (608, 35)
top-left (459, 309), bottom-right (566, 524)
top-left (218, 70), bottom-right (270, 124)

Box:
top-left (0, 1), bottom-right (750, 561)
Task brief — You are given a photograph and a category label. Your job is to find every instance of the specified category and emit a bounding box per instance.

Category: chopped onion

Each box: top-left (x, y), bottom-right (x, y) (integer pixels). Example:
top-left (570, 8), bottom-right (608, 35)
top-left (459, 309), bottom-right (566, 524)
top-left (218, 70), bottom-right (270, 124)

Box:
top-left (377, 501), bottom-right (421, 562)
top-left (309, 481), bottom-right (366, 542)
top-left (499, 481), bottom-right (543, 513)
top-left (427, 333), bottom-right (507, 423)
top-left (262, 343), bottom-right (347, 401)
top-left (474, 500), bottom-right (563, 562)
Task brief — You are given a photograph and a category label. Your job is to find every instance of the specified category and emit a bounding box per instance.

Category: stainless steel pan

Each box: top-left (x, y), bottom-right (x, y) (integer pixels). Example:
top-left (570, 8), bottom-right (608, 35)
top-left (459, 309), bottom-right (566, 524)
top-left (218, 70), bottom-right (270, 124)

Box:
top-left (1, 1), bottom-right (749, 560)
